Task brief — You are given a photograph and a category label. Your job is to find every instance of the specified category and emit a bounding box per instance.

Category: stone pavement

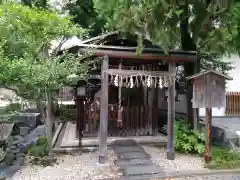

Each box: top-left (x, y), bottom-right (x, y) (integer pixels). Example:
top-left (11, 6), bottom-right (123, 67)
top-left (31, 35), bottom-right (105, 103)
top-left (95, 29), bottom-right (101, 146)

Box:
top-left (110, 139), bottom-right (165, 177)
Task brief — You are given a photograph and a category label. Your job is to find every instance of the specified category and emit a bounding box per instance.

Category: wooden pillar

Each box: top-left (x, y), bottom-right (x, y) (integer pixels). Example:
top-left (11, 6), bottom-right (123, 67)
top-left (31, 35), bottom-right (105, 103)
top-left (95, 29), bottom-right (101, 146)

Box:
top-left (193, 108), bottom-right (199, 131)
top-left (152, 86), bottom-right (159, 136)
top-left (99, 55), bottom-right (109, 164)
top-left (75, 94), bottom-right (85, 146)
top-left (76, 99), bottom-right (80, 134)
top-left (167, 61), bottom-right (176, 160)
top-left (204, 108), bottom-right (212, 164)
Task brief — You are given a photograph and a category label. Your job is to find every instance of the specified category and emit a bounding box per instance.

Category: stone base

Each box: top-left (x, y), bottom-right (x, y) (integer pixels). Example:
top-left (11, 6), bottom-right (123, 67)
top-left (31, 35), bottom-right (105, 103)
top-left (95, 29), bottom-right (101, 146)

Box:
top-left (167, 152), bottom-right (175, 160)
top-left (99, 155), bottom-right (107, 164)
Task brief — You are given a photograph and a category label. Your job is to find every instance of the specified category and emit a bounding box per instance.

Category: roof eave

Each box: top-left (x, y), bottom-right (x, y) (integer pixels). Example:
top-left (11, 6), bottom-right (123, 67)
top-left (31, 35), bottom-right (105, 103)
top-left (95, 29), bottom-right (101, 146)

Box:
top-left (186, 70), bottom-right (233, 80)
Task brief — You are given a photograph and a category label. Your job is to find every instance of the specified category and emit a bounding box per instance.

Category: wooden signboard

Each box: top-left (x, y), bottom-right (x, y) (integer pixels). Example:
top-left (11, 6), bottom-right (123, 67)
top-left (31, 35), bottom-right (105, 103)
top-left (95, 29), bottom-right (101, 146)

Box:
top-left (192, 72), bottom-right (227, 108)
top-left (187, 70), bottom-right (232, 164)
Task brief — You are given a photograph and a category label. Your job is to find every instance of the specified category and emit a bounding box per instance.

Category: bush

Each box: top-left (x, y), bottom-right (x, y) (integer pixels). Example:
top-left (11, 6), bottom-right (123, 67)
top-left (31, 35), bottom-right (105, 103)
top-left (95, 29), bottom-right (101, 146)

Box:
top-left (28, 136), bottom-right (48, 157)
top-left (4, 103), bottom-right (22, 113)
top-left (175, 119), bottom-right (205, 154)
top-left (28, 136), bottom-right (56, 166)
top-left (206, 146), bottom-right (240, 169)
top-left (58, 105), bottom-right (76, 121)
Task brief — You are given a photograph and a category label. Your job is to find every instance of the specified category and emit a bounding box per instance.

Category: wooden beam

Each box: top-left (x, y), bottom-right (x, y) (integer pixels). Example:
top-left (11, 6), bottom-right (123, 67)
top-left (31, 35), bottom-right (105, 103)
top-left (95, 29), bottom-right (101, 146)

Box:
top-left (103, 69), bottom-right (175, 77)
top-left (78, 48), bottom-right (196, 62)
top-left (98, 55), bottom-right (109, 164)
top-left (167, 61), bottom-right (176, 160)
top-left (78, 44), bottom-right (197, 56)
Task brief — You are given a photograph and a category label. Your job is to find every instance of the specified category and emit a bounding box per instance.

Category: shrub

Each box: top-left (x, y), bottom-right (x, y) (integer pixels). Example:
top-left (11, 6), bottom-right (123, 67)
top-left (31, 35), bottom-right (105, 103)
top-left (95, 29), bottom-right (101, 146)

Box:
top-left (58, 105), bottom-right (76, 121)
top-left (175, 119), bottom-right (205, 154)
top-left (28, 136), bottom-right (56, 166)
top-left (206, 146), bottom-right (240, 169)
top-left (4, 103), bottom-right (22, 113)
top-left (28, 136), bottom-right (48, 157)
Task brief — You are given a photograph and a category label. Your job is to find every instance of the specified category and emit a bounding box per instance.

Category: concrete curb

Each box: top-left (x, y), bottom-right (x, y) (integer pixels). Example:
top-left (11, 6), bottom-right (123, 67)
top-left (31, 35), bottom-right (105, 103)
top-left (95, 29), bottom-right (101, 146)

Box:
top-left (52, 122), bottom-right (63, 147)
top-left (101, 169), bottom-right (240, 180)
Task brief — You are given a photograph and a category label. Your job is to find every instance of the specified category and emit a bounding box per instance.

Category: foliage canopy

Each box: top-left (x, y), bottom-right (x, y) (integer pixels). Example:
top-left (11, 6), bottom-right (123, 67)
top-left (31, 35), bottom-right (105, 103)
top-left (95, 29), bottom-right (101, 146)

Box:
top-left (0, 3), bottom-right (91, 100)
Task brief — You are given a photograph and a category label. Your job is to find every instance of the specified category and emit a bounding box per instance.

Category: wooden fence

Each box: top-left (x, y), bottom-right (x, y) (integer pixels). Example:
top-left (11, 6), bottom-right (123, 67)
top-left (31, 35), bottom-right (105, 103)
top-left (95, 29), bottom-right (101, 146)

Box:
top-left (83, 104), bottom-right (159, 137)
top-left (226, 92), bottom-right (240, 116)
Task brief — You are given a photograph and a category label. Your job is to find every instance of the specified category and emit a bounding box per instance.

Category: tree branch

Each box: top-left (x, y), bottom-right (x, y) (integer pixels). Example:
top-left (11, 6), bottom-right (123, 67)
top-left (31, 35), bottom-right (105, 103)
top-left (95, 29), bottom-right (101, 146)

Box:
top-left (3, 84), bottom-right (19, 95)
top-left (51, 37), bottom-right (68, 56)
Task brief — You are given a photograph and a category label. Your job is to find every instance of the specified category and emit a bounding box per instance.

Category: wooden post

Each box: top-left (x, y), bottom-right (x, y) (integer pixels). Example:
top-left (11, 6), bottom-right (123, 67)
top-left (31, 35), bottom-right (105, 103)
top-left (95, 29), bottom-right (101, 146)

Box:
top-left (79, 99), bottom-right (85, 147)
top-left (204, 108), bottom-right (212, 164)
top-left (75, 98), bottom-right (80, 138)
top-left (76, 98), bottom-right (80, 137)
top-left (99, 55), bottom-right (109, 164)
top-left (75, 86), bottom-right (85, 147)
top-left (167, 61), bottom-right (176, 160)
top-left (193, 108), bottom-right (199, 131)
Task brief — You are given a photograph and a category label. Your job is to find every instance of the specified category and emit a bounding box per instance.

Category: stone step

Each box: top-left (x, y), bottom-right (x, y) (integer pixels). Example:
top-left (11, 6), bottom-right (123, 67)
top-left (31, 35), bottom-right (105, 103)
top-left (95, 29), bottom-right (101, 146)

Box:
top-left (115, 159), bottom-right (153, 168)
top-left (111, 139), bottom-right (138, 146)
top-left (119, 152), bottom-right (150, 160)
top-left (123, 165), bottom-right (164, 176)
top-left (114, 146), bottom-right (144, 154)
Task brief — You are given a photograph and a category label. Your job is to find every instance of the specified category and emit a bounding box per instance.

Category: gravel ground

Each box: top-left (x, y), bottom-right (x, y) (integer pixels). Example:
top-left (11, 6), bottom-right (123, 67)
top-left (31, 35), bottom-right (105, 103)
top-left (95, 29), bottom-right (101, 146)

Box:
top-left (142, 145), bottom-right (240, 180)
top-left (11, 148), bottom-right (122, 180)
top-left (172, 174), bottom-right (240, 180)
top-left (142, 145), bottom-right (208, 173)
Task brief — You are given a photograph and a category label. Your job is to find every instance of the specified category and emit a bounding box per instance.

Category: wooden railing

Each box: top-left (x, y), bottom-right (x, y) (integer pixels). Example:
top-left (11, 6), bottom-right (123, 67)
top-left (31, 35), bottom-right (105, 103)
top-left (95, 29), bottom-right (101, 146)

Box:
top-left (226, 92), bottom-right (240, 116)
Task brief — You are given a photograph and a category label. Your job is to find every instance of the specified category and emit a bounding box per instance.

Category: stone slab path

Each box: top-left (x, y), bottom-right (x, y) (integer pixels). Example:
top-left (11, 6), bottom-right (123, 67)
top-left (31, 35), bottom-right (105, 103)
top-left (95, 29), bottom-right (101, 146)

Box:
top-left (111, 139), bottom-right (165, 176)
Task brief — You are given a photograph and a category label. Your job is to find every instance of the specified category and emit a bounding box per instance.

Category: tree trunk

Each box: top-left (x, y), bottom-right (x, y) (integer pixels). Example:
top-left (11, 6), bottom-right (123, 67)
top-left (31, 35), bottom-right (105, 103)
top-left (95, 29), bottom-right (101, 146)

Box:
top-left (180, 2), bottom-right (196, 127)
top-left (36, 99), bottom-right (46, 124)
top-left (45, 91), bottom-right (53, 157)
top-left (35, 99), bottom-right (41, 112)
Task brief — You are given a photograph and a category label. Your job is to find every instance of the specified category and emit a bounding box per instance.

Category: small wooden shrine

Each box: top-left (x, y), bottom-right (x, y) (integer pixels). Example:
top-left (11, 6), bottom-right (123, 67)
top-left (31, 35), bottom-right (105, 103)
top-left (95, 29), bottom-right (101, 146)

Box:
top-left (187, 70), bottom-right (232, 163)
top-left (187, 70), bottom-right (232, 108)
top-left (64, 32), bottom-right (197, 164)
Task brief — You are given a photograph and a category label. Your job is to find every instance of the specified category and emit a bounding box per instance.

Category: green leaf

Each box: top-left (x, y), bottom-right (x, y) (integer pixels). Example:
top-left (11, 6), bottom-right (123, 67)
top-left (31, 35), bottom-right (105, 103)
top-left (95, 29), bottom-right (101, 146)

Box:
top-left (188, 135), bottom-right (198, 144)
top-left (194, 143), bottom-right (205, 154)
top-left (181, 143), bottom-right (192, 153)
top-left (175, 9), bottom-right (183, 17)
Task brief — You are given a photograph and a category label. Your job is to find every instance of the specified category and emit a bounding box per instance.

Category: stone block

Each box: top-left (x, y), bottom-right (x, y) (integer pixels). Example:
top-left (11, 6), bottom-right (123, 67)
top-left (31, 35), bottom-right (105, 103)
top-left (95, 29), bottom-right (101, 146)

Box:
top-left (2, 165), bottom-right (21, 177)
top-left (20, 127), bottom-right (29, 136)
top-left (11, 113), bottom-right (41, 129)
top-left (114, 146), bottom-right (143, 154)
top-left (119, 152), bottom-right (150, 160)
top-left (111, 139), bottom-right (138, 146)
top-left (18, 125), bottom-right (45, 153)
top-left (115, 159), bottom-right (153, 167)
top-left (123, 165), bottom-right (164, 176)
